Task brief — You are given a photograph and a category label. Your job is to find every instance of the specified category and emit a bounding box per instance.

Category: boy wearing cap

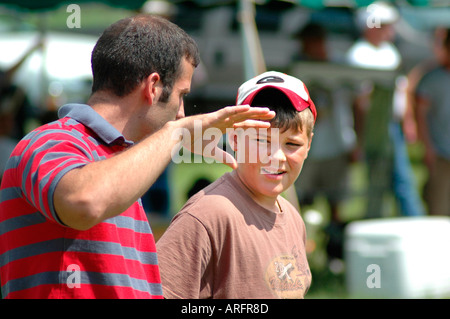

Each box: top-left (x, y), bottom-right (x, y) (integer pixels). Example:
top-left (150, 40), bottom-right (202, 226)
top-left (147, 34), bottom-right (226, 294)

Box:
top-left (156, 71), bottom-right (316, 299)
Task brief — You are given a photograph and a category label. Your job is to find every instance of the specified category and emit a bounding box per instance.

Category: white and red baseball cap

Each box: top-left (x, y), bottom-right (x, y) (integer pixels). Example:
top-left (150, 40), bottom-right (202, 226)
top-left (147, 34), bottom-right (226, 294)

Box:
top-left (236, 71), bottom-right (317, 122)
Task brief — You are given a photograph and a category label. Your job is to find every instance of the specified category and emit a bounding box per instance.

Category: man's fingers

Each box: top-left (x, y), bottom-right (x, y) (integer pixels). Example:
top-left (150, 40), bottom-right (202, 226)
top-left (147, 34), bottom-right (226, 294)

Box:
top-left (232, 119), bottom-right (272, 129)
top-left (209, 147), bottom-right (237, 170)
top-left (217, 105), bottom-right (275, 121)
top-left (211, 105), bottom-right (275, 132)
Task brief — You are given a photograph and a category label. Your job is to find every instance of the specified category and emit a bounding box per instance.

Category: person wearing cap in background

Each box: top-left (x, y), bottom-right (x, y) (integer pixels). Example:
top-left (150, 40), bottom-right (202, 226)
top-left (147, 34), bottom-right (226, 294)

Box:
top-left (156, 71), bottom-right (315, 299)
top-left (346, 1), bottom-right (401, 69)
top-left (346, 1), bottom-right (425, 218)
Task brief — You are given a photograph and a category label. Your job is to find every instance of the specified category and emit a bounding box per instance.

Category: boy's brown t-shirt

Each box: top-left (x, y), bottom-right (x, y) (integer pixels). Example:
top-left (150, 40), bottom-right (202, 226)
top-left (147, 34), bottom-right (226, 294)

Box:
top-left (156, 171), bottom-right (312, 299)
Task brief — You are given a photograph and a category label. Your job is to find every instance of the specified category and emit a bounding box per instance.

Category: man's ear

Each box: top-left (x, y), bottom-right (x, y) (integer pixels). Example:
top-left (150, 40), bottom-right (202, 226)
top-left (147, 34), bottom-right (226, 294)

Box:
top-left (143, 72), bottom-right (162, 105)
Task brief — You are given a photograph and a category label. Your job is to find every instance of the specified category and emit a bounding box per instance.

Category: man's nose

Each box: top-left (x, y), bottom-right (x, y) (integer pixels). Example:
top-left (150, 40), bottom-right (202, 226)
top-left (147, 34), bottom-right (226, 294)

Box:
top-left (176, 103), bottom-right (185, 120)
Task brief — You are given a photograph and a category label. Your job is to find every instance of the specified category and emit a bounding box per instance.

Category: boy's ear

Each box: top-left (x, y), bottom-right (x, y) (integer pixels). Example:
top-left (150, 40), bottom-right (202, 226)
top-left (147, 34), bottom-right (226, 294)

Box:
top-left (305, 132), bottom-right (314, 158)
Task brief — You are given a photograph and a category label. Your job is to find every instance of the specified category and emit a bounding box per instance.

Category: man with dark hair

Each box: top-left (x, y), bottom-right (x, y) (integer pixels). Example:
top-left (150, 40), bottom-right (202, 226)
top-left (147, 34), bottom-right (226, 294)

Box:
top-left (0, 14), bottom-right (274, 299)
top-left (91, 15), bottom-right (199, 100)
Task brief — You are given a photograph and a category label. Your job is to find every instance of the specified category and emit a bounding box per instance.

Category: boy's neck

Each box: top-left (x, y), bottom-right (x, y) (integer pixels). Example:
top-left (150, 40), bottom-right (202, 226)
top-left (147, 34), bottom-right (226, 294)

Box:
top-left (232, 170), bottom-right (281, 213)
top-left (251, 195), bottom-right (281, 214)
top-left (258, 199), bottom-right (281, 214)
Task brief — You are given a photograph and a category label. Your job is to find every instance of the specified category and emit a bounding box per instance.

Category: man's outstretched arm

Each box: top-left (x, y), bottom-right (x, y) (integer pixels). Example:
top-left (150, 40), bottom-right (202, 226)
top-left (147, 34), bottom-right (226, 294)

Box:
top-left (54, 105), bottom-right (275, 230)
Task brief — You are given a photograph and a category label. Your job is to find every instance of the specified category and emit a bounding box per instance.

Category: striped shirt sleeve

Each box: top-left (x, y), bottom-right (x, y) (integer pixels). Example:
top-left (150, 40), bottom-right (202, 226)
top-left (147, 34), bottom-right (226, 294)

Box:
top-left (15, 124), bottom-right (94, 225)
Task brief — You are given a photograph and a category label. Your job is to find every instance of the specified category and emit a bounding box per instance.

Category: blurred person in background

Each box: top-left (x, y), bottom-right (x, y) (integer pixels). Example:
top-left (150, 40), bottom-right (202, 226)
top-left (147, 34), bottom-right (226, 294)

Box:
top-left (346, 1), bottom-right (425, 219)
top-left (0, 100), bottom-right (17, 182)
top-left (291, 22), bottom-right (357, 261)
top-left (406, 28), bottom-right (448, 144)
top-left (414, 28), bottom-right (450, 215)
top-left (0, 39), bottom-right (43, 180)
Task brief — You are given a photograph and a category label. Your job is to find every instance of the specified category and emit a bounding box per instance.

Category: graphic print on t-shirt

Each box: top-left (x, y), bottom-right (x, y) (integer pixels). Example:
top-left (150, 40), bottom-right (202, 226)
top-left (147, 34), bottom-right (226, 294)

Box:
top-left (264, 245), bottom-right (310, 298)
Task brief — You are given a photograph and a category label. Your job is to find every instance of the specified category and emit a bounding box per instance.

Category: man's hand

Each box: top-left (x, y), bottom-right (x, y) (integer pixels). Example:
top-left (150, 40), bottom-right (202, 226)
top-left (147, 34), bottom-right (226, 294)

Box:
top-left (175, 105), bottom-right (275, 169)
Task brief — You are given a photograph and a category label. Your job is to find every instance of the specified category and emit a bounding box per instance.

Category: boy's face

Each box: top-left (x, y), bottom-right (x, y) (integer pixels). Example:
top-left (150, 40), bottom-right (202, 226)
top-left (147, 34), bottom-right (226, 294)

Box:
top-left (233, 125), bottom-right (312, 204)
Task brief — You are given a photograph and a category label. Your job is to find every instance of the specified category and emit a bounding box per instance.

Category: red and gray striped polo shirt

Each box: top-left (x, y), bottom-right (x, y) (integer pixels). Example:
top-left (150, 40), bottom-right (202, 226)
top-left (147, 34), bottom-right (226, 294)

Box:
top-left (0, 103), bottom-right (163, 298)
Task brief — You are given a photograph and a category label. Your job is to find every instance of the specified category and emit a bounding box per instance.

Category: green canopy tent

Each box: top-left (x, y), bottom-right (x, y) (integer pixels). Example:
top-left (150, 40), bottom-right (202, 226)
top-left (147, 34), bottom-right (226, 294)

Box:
top-left (0, 0), bottom-right (147, 11)
top-left (0, 0), bottom-right (440, 9)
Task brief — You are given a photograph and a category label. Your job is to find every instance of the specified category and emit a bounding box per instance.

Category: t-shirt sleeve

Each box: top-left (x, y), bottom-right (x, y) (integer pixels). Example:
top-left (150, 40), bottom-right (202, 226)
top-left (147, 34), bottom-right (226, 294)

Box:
top-left (156, 212), bottom-right (212, 299)
top-left (14, 128), bottom-right (92, 225)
